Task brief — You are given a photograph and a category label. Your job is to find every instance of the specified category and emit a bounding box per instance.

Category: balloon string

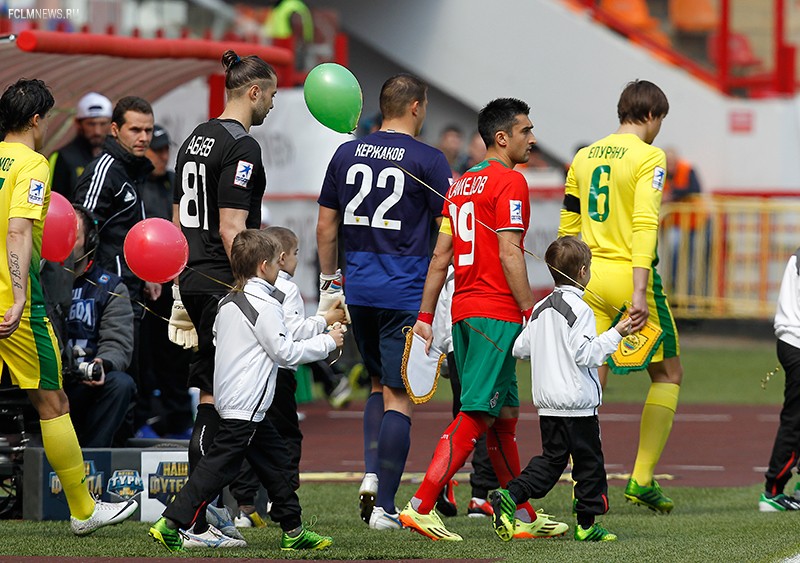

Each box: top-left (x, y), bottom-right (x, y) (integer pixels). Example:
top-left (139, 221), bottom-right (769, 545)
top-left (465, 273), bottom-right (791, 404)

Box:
top-left (61, 265), bottom-right (168, 322)
top-left (55, 263), bottom-right (345, 366)
top-left (390, 160), bottom-right (648, 328)
top-left (462, 320), bottom-right (504, 352)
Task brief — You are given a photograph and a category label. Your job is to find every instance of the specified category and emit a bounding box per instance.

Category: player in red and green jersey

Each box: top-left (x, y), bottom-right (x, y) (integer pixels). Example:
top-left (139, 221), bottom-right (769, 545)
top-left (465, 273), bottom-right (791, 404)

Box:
top-left (559, 80), bottom-right (680, 514)
top-left (399, 98), bottom-right (567, 541)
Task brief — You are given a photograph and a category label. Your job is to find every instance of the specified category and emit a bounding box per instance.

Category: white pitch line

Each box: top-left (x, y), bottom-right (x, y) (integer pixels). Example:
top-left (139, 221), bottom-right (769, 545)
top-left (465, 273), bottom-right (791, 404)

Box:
top-left (326, 411), bottom-right (731, 422)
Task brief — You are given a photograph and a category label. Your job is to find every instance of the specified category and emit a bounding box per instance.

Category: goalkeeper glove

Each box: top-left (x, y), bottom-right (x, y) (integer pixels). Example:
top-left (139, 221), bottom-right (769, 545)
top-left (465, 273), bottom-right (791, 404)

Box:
top-left (168, 285), bottom-right (198, 349)
top-left (317, 269), bottom-right (351, 323)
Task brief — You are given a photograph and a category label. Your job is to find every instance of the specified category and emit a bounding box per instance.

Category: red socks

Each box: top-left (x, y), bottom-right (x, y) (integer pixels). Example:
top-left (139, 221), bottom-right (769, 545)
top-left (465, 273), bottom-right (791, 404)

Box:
top-left (487, 417), bottom-right (536, 521)
top-left (414, 412), bottom-right (487, 514)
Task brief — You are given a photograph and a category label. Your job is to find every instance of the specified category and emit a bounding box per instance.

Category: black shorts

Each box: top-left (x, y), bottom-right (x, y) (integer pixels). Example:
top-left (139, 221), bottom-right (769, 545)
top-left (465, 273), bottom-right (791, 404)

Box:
top-left (182, 292), bottom-right (224, 394)
top-left (349, 304), bottom-right (416, 390)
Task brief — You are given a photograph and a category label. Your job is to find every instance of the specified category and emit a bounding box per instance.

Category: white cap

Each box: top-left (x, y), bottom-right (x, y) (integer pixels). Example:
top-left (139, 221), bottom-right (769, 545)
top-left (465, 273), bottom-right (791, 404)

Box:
top-left (76, 92), bottom-right (112, 120)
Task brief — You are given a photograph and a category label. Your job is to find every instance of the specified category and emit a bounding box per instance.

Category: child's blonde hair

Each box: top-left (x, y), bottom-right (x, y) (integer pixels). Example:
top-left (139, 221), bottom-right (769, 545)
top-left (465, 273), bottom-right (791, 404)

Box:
top-left (546, 236), bottom-right (592, 287)
top-left (263, 225), bottom-right (298, 254)
top-left (230, 229), bottom-right (280, 289)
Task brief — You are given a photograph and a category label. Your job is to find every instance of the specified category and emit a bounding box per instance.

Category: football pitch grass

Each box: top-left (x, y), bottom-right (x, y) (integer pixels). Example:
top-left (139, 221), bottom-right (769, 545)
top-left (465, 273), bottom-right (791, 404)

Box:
top-left (1, 482), bottom-right (799, 561)
top-left (2, 335), bottom-right (798, 562)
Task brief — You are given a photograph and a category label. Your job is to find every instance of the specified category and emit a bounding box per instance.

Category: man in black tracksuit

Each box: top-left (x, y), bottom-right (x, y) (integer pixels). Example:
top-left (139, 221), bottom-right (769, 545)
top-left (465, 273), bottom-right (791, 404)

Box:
top-left (72, 96), bottom-right (157, 317)
top-left (72, 96), bottom-right (157, 440)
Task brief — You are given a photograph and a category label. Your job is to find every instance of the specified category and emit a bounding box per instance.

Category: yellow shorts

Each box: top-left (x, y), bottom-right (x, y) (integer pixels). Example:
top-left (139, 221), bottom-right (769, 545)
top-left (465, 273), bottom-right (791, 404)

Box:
top-left (584, 259), bottom-right (680, 363)
top-left (0, 315), bottom-right (62, 390)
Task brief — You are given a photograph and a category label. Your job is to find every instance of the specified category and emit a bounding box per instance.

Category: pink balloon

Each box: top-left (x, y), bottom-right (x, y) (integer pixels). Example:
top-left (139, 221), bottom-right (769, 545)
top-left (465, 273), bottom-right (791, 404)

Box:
top-left (123, 218), bottom-right (188, 284)
top-left (41, 192), bottom-right (78, 262)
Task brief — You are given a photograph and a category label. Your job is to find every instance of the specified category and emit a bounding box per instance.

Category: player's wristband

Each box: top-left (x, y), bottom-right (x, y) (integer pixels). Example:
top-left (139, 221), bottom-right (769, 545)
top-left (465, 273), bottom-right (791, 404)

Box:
top-left (522, 307), bottom-right (534, 322)
top-left (417, 311), bottom-right (434, 325)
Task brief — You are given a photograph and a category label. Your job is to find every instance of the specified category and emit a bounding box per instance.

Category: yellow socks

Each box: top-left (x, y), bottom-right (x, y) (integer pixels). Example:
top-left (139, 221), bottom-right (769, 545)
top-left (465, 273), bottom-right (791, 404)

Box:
top-left (631, 382), bottom-right (680, 486)
top-left (40, 413), bottom-right (94, 520)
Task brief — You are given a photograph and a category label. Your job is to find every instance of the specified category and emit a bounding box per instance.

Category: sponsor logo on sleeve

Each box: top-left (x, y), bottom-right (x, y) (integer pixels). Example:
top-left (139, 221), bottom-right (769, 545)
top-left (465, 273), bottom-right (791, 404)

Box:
top-left (234, 160), bottom-right (253, 188)
top-left (652, 166), bottom-right (666, 191)
top-left (28, 179), bottom-right (45, 205)
top-left (510, 200), bottom-right (523, 225)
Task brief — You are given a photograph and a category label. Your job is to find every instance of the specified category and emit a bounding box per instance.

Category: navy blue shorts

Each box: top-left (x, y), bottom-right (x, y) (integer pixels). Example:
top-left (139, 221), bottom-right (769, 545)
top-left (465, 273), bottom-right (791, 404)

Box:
top-left (349, 304), bottom-right (416, 390)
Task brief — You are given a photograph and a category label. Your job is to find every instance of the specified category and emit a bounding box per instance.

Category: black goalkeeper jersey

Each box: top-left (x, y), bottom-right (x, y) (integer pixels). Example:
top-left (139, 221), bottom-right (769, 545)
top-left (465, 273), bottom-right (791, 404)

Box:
top-left (174, 118), bottom-right (266, 294)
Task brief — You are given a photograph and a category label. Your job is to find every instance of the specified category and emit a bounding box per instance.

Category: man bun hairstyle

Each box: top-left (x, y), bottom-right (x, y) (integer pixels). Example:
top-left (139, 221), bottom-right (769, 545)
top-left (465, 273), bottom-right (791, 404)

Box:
top-left (221, 50), bottom-right (277, 93)
top-left (546, 236), bottom-right (592, 287)
top-left (478, 98), bottom-right (530, 148)
top-left (617, 80), bottom-right (669, 125)
top-left (379, 73), bottom-right (427, 121)
top-left (0, 78), bottom-right (55, 136)
top-left (230, 229), bottom-right (280, 290)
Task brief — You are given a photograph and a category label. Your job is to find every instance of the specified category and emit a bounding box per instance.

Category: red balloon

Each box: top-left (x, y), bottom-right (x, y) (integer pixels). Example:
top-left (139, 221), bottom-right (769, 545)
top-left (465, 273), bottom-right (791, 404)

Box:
top-left (123, 218), bottom-right (188, 284)
top-left (41, 192), bottom-right (78, 262)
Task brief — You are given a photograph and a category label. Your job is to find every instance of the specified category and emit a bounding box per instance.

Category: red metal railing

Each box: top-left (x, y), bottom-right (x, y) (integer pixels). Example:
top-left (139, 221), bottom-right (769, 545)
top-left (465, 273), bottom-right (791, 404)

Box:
top-left (573, 0), bottom-right (797, 97)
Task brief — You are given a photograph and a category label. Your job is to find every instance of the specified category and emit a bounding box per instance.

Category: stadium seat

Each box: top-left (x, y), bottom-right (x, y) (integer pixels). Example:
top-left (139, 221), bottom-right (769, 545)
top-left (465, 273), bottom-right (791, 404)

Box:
top-left (707, 32), bottom-right (762, 70)
top-left (670, 0), bottom-right (718, 33)
top-left (600, 0), bottom-right (661, 30)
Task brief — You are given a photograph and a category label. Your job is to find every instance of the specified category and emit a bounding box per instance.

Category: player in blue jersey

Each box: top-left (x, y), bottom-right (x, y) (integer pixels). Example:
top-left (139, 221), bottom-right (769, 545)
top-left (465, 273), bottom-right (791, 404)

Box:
top-left (317, 73), bottom-right (452, 530)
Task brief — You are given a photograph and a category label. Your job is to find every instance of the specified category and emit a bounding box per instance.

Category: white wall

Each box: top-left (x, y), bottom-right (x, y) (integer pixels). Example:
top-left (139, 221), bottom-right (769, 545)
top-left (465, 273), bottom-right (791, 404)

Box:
top-left (305, 0), bottom-right (800, 193)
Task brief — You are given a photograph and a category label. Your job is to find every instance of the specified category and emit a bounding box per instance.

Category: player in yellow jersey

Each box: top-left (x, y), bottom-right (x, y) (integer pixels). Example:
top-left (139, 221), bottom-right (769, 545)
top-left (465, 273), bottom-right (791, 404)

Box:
top-left (0, 79), bottom-right (137, 533)
top-left (559, 80), bottom-right (680, 514)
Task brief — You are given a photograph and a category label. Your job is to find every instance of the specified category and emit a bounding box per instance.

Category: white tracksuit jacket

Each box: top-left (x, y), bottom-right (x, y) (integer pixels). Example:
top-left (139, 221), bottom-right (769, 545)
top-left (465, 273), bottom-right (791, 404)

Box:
top-left (775, 249), bottom-right (800, 348)
top-left (512, 285), bottom-right (623, 417)
top-left (275, 270), bottom-right (328, 371)
top-left (213, 276), bottom-right (336, 422)
top-left (432, 266), bottom-right (455, 354)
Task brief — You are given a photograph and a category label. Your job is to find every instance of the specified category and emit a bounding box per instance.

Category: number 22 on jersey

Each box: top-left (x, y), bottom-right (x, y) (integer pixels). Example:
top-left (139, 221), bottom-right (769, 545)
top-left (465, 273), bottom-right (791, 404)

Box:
top-left (343, 164), bottom-right (404, 230)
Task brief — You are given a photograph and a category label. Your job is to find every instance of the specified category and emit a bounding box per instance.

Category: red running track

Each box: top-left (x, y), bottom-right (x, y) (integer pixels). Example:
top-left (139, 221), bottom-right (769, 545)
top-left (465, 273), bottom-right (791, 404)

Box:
top-left (299, 400), bottom-right (778, 488)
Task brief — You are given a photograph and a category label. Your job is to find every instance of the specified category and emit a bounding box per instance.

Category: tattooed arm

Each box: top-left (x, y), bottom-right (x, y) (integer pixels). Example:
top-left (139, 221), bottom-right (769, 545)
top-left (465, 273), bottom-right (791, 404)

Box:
top-left (0, 217), bottom-right (33, 338)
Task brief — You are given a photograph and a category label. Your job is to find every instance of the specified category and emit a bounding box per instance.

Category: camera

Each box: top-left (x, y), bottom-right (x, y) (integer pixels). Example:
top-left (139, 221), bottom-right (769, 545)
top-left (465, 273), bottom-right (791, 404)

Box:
top-left (76, 361), bottom-right (103, 382)
top-left (64, 344), bottom-right (103, 383)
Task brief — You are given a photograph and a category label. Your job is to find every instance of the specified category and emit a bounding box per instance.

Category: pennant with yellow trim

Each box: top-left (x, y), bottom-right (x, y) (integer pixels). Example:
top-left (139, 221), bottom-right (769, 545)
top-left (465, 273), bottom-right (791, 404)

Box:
top-left (400, 327), bottom-right (446, 404)
top-left (608, 314), bottom-right (664, 375)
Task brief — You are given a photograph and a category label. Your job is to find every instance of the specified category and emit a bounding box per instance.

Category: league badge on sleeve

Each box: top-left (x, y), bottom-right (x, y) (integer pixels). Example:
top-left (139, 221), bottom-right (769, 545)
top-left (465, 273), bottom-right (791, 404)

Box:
top-left (510, 200), bottom-right (523, 225)
top-left (28, 179), bottom-right (45, 205)
top-left (234, 160), bottom-right (253, 188)
top-left (652, 167), bottom-right (666, 191)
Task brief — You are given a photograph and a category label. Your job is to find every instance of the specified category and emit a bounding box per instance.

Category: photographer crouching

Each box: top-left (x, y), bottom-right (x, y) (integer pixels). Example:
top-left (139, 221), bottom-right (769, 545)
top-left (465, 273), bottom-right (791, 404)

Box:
top-left (63, 205), bottom-right (136, 447)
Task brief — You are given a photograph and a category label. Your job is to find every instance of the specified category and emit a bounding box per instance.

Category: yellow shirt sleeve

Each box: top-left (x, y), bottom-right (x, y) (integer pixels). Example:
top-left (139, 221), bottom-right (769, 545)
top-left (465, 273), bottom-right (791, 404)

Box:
top-left (631, 149), bottom-right (665, 268)
top-left (11, 156), bottom-right (49, 222)
top-left (558, 164), bottom-right (581, 238)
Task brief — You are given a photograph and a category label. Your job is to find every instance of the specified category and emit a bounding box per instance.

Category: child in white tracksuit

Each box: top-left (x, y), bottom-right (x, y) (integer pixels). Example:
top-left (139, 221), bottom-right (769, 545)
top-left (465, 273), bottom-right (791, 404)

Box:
top-left (229, 226), bottom-right (346, 523)
top-left (760, 248), bottom-right (800, 512)
top-left (150, 229), bottom-right (345, 552)
top-left (490, 237), bottom-right (630, 543)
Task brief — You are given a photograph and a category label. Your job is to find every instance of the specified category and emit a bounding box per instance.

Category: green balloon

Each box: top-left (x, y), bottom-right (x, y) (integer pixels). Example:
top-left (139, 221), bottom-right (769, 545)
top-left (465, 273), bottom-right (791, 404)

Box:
top-left (304, 63), bottom-right (363, 134)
